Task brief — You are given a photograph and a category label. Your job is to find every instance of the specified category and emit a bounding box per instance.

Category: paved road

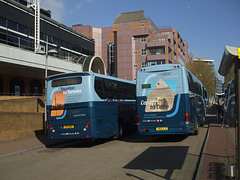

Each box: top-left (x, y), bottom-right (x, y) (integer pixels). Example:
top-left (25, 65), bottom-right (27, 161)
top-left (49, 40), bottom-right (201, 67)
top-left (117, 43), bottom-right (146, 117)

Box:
top-left (0, 126), bottom-right (208, 180)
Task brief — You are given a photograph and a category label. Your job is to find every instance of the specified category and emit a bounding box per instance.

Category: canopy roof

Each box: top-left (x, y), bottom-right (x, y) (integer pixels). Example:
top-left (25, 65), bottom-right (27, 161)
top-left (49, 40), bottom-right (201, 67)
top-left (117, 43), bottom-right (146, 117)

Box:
top-left (218, 46), bottom-right (238, 76)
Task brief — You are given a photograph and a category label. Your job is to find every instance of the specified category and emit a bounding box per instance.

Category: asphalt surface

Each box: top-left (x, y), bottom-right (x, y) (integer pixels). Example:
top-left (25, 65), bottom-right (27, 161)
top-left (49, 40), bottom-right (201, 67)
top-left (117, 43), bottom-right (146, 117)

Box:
top-left (0, 112), bottom-right (236, 179)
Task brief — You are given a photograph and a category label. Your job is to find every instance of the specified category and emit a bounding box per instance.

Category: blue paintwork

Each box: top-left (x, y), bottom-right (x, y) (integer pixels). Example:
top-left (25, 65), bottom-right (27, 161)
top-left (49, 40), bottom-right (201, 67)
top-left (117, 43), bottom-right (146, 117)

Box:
top-left (136, 64), bottom-right (206, 135)
top-left (46, 72), bottom-right (136, 139)
top-left (137, 94), bottom-right (189, 135)
top-left (47, 101), bottom-right (136, 139)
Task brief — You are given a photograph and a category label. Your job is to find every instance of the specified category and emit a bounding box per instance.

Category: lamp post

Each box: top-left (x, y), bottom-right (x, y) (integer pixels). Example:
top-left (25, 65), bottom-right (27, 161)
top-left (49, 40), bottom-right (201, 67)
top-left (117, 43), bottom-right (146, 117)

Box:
top-left (36, 42), bottom-right (58, 134)
top-left (44, 49), bottom-right (58, 134)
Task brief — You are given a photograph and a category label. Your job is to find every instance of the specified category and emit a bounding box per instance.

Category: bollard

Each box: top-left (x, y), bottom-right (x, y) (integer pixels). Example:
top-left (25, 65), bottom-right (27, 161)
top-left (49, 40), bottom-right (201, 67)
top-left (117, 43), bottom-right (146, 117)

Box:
top-left (225, 163), bottom-right (236, 178)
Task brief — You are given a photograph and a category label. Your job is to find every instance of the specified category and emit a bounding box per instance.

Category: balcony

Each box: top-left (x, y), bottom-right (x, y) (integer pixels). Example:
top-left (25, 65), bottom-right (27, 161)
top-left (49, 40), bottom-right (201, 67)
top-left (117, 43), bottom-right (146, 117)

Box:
top-left (147, 40), bottom-right (166, 48)
top-left (147, 54), bottom-right (167, 61)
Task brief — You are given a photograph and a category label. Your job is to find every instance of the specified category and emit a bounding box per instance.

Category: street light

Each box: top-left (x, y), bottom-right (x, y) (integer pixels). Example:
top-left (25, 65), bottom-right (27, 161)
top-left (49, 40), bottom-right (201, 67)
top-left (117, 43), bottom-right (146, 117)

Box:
top-left (36, 47), bottom-right (58, 134)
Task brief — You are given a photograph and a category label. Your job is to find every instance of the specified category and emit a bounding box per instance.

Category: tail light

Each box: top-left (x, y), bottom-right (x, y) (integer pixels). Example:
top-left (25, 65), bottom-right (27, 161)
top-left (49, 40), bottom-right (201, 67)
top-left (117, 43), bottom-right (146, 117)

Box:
top-left (137, 115), bottom-right (140, 125)
top-left (185, 113), bottom-right (190, 124)
top-left (85, 122), bottom-right (90, 128)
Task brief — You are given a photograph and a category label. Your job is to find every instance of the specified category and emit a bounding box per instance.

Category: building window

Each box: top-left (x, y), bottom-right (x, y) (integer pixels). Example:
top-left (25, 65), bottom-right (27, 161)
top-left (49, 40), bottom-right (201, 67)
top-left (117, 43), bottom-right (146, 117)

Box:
top-left (0, 17), bottom-right (6, 27)
top-left (28, 28), bottom-right (34, 37)
top-left (102, 36), bottom-right (107, 40)
top-left (147, 60), bottom-right (165, 66)
top-left (152, 38), bottom-right (168, 42)
top-left (7, 20), bottom-right (17, 31)
top-left (9, 77), bottom-right (25, 96)
top-left (7, 31), bottom-right (18, 47)
top-left (30, 79), bottom-right (42, 95)
top-left (140, 23), bottom-right (145, 27)
top-left (141, 36), bottom-right (146, 42)
top-left (158, 60), bottom-right (165, 64)
top-left (148, 61), bottom-right (157, 66)
top-left (107, 42), bottom-right (115, 76)
top-left (142, 62), bottom-right (146, 67)
top-left (150, 48), bottom-right (165, 55)
top-left (141, 49), bottom-right (146, 55)
top-left (134, 51), bottom-right (137, 55)
top-left (48, 35), bottom-right (58, 45)
top-left (18, 24), bottom-right (27, 34)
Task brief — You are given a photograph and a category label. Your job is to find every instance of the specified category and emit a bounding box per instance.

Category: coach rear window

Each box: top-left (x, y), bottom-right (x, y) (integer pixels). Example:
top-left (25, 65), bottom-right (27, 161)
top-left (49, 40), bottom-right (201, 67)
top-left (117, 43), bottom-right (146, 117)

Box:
top-left (52, 77), bottom-right (82, 87)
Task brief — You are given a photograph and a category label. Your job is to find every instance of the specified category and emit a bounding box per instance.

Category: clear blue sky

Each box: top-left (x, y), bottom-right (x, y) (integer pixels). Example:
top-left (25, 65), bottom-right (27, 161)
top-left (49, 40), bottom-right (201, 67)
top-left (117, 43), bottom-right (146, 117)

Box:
top-left (42, 0), bottom-right (240, 81)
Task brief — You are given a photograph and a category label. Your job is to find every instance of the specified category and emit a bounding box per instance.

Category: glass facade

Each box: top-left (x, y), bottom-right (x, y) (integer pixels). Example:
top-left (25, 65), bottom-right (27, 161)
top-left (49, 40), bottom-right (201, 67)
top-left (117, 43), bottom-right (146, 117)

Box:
top-left (107, 42), bottom-right (115, 76)
top-left (0, 1), bottom-right (94, 62)
top-left (0, 16), bottom-right (94, 60)
top-left (0, 0), bottom-right (95, 96)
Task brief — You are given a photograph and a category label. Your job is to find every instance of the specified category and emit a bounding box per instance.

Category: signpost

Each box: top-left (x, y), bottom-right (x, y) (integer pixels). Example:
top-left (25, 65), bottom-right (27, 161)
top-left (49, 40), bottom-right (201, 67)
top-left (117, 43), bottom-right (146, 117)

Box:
top-left (236, 59), bottom-right (240, 179)
top-left (238, 47), bottom-right (240, 59)
top-left (218, 46), bottom-right (239, 179)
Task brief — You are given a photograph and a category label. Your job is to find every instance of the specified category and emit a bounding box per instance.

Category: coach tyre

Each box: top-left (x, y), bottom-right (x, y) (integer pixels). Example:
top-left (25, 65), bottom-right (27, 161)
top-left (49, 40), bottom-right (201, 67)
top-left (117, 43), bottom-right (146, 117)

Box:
top-left (115, 121), bottom-right (123, 139)
top-left (200, 115), bottom-right (205, 126)
top-left (193, 116), bottom-right (199, 135)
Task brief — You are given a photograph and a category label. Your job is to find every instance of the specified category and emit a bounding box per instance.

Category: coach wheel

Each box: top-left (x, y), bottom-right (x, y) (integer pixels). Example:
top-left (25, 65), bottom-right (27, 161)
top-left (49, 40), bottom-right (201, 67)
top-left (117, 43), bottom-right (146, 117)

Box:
top-left (115, 121), bottom-right (123, 140)
top-left (200, 115), bottom-right (205, 126)
top-left (193, 117), bottom-right (199, 135)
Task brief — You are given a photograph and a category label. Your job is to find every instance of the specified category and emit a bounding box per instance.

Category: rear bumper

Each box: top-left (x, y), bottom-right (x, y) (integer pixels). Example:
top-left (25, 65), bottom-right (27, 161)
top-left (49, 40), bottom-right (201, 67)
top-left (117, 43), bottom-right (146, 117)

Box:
top-left (138, 125), bottom-right (190, 135)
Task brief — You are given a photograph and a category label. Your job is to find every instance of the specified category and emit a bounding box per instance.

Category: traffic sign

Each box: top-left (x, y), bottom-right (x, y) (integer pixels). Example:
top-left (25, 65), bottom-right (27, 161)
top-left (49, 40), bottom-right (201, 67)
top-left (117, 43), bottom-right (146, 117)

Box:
top-left (238, 47), bottom-right (240, 59)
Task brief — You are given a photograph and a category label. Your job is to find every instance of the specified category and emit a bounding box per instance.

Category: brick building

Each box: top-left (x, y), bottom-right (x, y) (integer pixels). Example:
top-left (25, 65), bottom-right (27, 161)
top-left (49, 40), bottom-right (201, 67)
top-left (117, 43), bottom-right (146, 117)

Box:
top-left (72, 10), bottom-right (190, 80)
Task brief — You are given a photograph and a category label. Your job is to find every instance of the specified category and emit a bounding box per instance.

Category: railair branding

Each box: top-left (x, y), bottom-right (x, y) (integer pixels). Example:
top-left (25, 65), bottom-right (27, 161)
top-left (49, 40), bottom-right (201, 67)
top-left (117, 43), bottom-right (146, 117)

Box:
top-left (61, 87), bottom-right (82, 94)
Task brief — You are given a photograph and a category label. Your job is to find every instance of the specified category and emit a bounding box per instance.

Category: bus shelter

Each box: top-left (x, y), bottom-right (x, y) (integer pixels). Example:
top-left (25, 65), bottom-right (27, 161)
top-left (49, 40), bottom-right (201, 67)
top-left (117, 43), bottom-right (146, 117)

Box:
top-left (218, 45), bottom-right (240, 178)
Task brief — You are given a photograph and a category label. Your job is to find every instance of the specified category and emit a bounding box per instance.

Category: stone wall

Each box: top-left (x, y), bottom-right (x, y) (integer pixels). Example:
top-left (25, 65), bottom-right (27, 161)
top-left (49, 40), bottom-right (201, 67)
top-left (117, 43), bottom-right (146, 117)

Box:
top-left (0, 97), bottom-right (45, 142)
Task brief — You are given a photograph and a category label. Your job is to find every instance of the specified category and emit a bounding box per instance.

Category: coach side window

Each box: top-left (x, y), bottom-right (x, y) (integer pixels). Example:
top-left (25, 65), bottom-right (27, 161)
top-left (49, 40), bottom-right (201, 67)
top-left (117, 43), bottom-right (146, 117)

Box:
top-left (94, 77), bottom-right (105, 99)
top-left (103, 79), bottom-right (117, 99)
top-left (187, 72), bottom-right (194, 93)
top-left (95, 77), bottom-right (135, 100)
top-left (187, 72), bottom-right (202, 96)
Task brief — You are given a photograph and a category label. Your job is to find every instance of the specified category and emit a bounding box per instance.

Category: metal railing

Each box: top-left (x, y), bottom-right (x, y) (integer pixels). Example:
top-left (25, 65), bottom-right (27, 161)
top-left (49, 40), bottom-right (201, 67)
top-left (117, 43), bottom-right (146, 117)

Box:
top-left (0, 31), bottom-right (86, 64)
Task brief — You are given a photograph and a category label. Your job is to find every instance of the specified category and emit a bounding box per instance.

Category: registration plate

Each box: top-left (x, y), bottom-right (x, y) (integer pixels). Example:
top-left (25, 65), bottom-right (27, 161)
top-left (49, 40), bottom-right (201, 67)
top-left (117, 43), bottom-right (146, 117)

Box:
top-left (63, 125), bottom-right (74, 129)
top-left (156, 127), bottom-right (168, 131)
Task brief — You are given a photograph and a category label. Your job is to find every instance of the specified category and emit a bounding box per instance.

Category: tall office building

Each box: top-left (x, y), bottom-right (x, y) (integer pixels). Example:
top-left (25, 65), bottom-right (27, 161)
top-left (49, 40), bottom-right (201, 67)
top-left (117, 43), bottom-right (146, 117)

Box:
top-left (72, 11), bottom-right (190, 80)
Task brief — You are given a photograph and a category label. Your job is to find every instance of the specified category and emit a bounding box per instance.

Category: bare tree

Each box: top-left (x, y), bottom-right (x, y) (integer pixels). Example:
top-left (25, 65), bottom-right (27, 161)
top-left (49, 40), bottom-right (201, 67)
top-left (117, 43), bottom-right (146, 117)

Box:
top-left (186, 61), bottom-right (216, 96)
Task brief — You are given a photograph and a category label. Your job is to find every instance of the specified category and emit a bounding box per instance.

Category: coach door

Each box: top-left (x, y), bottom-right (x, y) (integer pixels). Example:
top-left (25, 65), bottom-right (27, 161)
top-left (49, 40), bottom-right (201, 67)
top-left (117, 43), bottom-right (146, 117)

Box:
top-left (102, 79), bottom-right (117, 136)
